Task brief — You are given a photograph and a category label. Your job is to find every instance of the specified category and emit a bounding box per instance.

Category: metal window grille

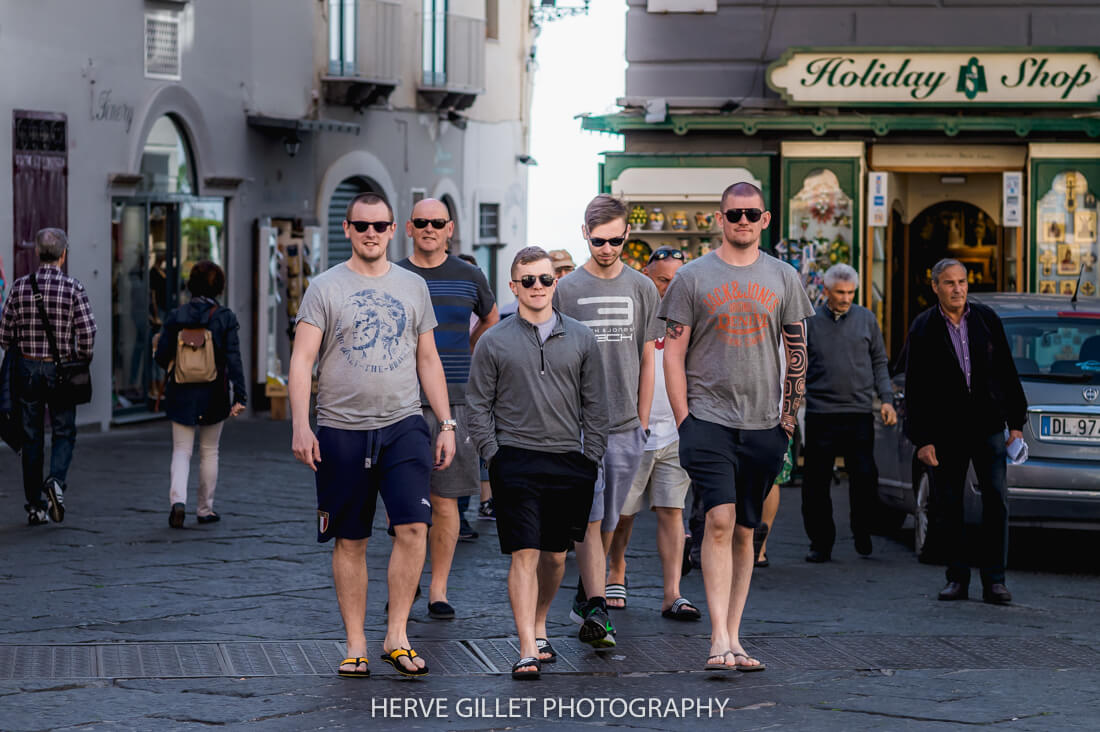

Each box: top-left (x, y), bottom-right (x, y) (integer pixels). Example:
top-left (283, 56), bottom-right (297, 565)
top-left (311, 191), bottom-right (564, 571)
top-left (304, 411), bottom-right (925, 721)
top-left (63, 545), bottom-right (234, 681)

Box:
top-left (478, 203), bottom-right (499, 242)
top-left (145, 14), bottom-right (181, 80)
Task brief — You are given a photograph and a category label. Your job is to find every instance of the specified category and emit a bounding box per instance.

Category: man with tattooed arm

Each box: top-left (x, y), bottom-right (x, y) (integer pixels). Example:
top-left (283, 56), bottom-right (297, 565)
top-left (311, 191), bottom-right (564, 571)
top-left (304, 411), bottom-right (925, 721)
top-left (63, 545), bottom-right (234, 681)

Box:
top-left (659, 181), bottom-right (814, 673)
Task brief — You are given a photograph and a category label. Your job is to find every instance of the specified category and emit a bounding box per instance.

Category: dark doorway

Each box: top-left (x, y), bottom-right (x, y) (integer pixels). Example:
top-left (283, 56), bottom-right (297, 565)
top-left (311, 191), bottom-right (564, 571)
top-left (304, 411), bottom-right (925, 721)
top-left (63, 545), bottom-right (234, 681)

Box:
top-left (907, 201), bottom-right (999, 325)
top-left (12, 111), bottom-right (67, 280)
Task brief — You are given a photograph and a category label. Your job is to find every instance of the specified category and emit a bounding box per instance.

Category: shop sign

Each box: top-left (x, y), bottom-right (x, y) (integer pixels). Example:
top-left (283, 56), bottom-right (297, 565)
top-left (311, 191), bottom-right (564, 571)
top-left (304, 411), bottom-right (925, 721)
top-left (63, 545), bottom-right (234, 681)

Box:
top-left (768, 48), bottom-right (1100, 107)
top-left (1003, 172), bottom-right (1023, 227)
top-left (868, 172), bottom-right (888, 227)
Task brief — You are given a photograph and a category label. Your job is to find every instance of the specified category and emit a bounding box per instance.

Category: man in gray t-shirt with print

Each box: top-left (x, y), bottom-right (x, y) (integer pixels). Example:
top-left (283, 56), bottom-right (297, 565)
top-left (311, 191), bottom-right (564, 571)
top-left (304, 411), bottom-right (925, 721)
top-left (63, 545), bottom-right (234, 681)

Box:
top-left (289, 193), bottom-right (455, 679)
top-left (554, 194), bottom-right (662, 635)
top-left (660, 182), bottom-right (813, 674)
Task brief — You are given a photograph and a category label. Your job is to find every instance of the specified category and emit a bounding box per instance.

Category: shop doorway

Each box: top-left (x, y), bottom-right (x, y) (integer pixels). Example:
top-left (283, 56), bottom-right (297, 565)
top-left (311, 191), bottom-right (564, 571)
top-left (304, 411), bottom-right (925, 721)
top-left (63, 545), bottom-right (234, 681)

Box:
top-left (111, 116), bottom-right (225, 418)
top-left (905, 201), bottom-right (1001, 327)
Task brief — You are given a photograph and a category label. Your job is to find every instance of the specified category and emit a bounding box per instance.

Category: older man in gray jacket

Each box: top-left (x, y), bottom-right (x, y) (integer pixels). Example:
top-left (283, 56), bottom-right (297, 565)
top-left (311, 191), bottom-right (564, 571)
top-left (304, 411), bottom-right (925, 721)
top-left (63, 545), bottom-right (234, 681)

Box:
top-left (801, 264), bottom-right (896, 562)
top-left (467, 246), bottom-right (609, 680)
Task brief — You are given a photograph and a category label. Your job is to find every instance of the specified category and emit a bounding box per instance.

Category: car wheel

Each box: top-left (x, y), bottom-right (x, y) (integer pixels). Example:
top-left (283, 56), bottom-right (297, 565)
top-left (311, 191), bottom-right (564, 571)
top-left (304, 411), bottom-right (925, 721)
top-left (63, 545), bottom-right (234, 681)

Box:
top-left (914, 467), bottom-right (943, 564)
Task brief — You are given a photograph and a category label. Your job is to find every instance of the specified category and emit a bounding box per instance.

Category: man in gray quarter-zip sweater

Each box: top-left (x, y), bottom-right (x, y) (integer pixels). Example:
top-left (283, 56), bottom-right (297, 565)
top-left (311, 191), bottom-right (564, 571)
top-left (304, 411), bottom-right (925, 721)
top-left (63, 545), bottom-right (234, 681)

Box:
top-left (467, 246), bottom-right (609, 679)
top-left (801, 264), bottom-right (896, 564)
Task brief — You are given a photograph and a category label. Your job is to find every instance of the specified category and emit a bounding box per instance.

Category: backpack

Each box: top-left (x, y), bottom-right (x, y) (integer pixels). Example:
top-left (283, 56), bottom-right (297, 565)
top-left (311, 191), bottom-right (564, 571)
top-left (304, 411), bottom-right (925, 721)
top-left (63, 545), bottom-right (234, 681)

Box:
top-left (173, 305), bottom-right (219, 384)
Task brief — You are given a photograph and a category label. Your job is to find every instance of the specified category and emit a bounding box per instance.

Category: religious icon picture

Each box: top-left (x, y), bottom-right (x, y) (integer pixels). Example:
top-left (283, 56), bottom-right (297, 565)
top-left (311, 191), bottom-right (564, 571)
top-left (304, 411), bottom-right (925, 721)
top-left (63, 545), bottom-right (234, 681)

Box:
top-left (1039, 210), bottom-right (1065, 243)
top-left (1039, 247), bottom-right (1057, 276)
top-left (1039, 280), bottom-right (1057, 294)
top-left (1081, 280), bottom-right (1097, 296)
top-left (1060, 280), bottom-right (1078, 296)
top-left (1075, 210), bottom-right (1097, 243)
top-left (1057, 244), bottom-right (1080, 275)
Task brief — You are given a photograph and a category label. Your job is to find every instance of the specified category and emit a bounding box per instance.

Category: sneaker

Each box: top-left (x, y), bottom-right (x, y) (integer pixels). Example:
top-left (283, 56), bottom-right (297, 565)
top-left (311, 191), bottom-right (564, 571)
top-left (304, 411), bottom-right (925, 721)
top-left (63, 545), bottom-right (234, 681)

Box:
top-left (578, 601), bottom-right (616, 649)
top-left (43, 478), bottom-right (65, 523)
top-left (568, 597), bottom-right (586, 625)
top-left (169, 502), bottom-right (185, 529)
top-left (458, 517), bottom-right (478, 541)
top-left (27, 506), bottom-right (49, 526)
top-left (477, 499), bottom-right (496, 521)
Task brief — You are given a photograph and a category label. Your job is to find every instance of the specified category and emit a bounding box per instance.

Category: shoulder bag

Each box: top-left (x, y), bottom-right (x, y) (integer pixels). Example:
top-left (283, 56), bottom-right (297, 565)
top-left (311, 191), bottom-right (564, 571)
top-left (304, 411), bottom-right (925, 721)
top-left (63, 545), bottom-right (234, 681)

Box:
top-left (29, 273), bottom-right (92, 405)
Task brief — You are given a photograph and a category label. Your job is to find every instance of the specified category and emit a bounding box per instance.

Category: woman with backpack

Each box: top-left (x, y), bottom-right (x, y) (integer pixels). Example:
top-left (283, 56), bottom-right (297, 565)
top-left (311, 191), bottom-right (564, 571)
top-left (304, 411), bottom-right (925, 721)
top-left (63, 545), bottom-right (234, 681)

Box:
top-left (154, 261), bottom-right (246, 528)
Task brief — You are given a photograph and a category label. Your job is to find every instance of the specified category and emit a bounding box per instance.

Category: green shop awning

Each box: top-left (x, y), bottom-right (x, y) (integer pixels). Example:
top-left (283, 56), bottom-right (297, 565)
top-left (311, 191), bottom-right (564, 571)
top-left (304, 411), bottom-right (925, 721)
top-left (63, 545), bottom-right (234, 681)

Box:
top-left (579, 111), bottom-right (1100, 138)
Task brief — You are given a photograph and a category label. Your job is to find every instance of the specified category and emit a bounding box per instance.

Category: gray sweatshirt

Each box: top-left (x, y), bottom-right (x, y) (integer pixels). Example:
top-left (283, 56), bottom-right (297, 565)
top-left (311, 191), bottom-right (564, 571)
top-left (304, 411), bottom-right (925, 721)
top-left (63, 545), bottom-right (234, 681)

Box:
top-left (805, 303), bottom-right (893, 414)
top-left (466, 310), bottom-right (609, 464)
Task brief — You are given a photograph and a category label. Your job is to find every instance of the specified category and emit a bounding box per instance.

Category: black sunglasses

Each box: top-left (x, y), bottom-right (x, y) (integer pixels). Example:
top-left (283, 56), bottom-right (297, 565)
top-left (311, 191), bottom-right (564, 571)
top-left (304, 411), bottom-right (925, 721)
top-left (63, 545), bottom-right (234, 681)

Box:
top-left (347, 219), bottom-right (393, 233)
top-left (588, 227), bottom-right (629, 248)
top-left (648, 249), bottom-right (686, 264)
top-left (411, 218), bottom-right (450, 230)
top-left (512, 273), bottom-right (556, 288)
top-left (722, 208), bottom-right (764, 224)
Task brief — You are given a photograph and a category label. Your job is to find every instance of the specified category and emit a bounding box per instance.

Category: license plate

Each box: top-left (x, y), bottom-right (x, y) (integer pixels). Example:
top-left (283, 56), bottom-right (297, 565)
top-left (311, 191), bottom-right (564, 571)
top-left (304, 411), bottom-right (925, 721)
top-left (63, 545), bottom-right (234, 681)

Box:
top-left (1040, 414), bottom-right (1100, 442)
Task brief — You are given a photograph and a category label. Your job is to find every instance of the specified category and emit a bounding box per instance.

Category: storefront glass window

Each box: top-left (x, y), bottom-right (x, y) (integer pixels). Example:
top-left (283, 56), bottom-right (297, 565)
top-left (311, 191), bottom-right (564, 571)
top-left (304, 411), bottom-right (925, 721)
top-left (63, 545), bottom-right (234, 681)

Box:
top-left (1035, 171), bottom-right (1099, 298)
top-left (783, 168), bottom-right (854, 306)
top-left (139, 116), bottom-right (194, 194)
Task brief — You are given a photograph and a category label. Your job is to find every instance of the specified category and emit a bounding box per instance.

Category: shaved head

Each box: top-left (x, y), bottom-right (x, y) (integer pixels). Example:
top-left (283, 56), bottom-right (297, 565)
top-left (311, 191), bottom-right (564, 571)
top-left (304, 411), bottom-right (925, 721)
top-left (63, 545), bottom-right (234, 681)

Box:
top-left (411, 198), bottom-right (449, 220)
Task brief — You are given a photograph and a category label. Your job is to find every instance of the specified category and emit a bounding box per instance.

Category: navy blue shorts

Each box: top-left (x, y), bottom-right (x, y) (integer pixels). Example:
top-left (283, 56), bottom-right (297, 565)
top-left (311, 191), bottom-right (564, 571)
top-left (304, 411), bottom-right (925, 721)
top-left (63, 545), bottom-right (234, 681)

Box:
top-left (677, 414), bottom-right (788, 529)
top-left (315, 416), bottom-right (433, 542)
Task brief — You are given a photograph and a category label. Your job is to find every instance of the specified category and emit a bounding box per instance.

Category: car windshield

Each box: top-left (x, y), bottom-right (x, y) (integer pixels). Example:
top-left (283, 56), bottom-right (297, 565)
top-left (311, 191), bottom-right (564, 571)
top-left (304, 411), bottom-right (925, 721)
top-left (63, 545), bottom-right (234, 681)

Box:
top-left (1003, 317), bottom-right (1100, 384)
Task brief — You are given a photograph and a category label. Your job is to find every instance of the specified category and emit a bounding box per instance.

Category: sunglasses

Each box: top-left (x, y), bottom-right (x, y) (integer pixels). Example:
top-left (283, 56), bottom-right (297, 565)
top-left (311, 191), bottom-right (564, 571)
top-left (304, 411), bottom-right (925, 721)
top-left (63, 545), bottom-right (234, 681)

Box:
top-left (722, 208), bottom-right (764, 224)
top-left (648, 249), bottom-right (686, 264)
top-left (347, 219), bottom-right (393, 233)
top-left (512, 273), bottom-right (556, 288)
top-left (587, 228), bottom-right (629, 248)
top-left (411, 218), bottom-right (450, 230)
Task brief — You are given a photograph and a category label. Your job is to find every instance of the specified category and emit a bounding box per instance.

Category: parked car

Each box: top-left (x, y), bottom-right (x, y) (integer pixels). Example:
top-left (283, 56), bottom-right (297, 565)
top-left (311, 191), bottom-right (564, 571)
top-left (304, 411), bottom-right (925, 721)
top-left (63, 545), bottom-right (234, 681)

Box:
top-left (874, 293), bottom-right (1100, 561)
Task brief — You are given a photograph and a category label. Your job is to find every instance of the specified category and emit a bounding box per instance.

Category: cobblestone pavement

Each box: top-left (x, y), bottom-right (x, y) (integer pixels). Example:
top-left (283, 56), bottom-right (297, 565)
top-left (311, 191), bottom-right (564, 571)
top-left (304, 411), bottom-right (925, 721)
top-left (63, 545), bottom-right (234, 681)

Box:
top-left (1, 418), bottom-right (1098, 730)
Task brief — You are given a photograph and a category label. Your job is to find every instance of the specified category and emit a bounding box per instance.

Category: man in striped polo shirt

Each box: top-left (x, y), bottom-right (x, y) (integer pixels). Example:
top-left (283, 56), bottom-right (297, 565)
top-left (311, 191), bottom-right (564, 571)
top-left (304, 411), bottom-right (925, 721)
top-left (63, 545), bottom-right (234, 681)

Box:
top-left (397, 198), bottom-right (498, 619)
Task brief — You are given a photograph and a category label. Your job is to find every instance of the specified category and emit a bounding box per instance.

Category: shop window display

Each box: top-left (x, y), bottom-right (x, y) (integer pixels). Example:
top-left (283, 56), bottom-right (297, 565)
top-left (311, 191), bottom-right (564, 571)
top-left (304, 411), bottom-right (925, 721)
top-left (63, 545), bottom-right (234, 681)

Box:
top-left (1035, 171), bottom-right (1099, 298)
top-left (779, 169), bottom-right (853, 306)
top-left (619, 201), bottom-right (721, 270)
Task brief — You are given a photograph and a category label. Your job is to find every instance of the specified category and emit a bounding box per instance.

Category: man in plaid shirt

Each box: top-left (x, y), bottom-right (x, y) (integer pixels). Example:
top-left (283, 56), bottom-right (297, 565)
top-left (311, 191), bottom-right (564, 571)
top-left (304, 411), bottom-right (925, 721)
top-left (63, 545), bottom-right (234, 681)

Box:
top-left (0, 228), bottom-right (97, 526)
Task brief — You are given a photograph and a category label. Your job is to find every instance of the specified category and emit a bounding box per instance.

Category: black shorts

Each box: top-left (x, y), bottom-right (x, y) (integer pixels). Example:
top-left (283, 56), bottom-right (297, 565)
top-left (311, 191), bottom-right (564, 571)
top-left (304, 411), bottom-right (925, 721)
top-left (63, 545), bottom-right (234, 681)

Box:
top-left (314, 416), bottom-right (433, 542)
top-left (488, 445), bottom-right (598, 554)
top-left (677, 414), bottom-right (788, 529)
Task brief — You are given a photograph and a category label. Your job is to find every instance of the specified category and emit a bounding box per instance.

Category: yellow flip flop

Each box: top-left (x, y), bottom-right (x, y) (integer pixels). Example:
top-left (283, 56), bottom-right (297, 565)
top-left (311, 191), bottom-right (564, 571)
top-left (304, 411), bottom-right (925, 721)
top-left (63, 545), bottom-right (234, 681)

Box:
top-left (380, 647), bottom-right (429, 677)
top-left (336, 657), bottom-right (370, 678)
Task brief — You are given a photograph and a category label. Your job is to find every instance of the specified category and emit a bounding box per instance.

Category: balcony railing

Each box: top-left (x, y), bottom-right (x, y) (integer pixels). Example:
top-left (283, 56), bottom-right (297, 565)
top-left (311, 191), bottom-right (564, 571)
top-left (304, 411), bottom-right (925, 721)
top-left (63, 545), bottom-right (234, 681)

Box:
top-left (322, 0), bottom-right (401, 110)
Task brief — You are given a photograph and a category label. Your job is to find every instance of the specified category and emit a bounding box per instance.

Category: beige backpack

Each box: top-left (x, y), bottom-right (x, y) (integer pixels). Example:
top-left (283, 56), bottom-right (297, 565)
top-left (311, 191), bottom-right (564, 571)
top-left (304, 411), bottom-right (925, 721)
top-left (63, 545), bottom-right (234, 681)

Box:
top-left (174, 306), bottom-right (218, 384)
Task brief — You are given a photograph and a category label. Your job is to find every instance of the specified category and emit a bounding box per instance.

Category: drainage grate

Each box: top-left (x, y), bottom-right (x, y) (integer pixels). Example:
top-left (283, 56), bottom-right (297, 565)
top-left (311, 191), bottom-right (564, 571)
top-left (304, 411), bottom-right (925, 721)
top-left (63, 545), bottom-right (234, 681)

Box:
top-left (1, 636), bottom-right (1097, 679)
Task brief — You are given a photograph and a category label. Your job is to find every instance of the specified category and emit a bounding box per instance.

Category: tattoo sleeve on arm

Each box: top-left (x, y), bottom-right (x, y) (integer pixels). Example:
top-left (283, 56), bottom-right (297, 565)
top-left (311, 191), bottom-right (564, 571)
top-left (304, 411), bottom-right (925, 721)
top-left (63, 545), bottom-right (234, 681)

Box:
top-left (666, 319), bottom-right (685, 340)
top-left (782, 321), bottom-right (807, 420)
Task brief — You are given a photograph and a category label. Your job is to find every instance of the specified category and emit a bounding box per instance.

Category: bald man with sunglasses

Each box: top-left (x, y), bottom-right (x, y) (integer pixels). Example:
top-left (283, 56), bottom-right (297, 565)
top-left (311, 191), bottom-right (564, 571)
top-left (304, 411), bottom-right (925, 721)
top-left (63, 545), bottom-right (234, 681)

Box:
top-left (397, 198), bottom-right (498, 621)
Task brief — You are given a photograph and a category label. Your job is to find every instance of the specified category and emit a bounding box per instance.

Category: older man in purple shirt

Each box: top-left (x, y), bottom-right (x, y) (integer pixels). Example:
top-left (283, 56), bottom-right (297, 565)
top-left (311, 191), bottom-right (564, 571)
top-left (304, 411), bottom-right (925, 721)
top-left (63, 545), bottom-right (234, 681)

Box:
top-left (903, 259), bottom-right (1026, 605)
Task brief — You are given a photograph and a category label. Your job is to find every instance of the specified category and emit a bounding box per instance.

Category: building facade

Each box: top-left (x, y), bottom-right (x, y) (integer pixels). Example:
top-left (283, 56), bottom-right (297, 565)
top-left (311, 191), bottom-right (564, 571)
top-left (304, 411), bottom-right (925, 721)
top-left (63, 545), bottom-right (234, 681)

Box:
top-left (1, 0), bottom-right (535, 428)
top-left (583, 0), bottom-right (1100, 359)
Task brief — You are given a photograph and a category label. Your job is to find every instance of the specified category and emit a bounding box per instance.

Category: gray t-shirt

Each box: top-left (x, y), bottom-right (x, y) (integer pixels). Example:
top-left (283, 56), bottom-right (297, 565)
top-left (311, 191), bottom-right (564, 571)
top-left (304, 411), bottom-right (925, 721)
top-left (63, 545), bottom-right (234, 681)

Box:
top-left (658, 250), bottom-right (814, 430)
top-left (554, 265), bottom-right (662, 433)
top-left (296, 262), bottom-right (436, 430)
top-left (535, 312), bottom-right (558, 343)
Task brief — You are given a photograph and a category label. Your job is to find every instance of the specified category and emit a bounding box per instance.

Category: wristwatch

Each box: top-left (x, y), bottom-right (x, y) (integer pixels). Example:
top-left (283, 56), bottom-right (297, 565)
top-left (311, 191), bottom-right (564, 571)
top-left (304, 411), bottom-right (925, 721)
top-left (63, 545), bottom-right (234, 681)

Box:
top-left (439, 418), bottom-right (458, 432)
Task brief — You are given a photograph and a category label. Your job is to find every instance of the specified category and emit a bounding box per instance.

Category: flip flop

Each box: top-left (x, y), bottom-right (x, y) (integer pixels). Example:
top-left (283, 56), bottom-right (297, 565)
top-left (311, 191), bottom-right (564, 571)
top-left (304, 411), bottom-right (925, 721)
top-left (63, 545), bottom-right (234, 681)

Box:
top-left (512, 656), bottom-right (541, 680)
top-left (755, 554), bottom-right (770, 568)
top-left (380, 647), bottom-right (429, 677)
top-left (728, 651), bottom-right (766, 672)
top-left (661, 597), bottom-right (701, 621)
top-left (536, 638), bottom-right (558, 663)
top-left (336, 657), bottom-right (370, 678)
top-left (704, 651), bottom-right (733, 672)
top-left (605, 581), bottom-right (627, 610)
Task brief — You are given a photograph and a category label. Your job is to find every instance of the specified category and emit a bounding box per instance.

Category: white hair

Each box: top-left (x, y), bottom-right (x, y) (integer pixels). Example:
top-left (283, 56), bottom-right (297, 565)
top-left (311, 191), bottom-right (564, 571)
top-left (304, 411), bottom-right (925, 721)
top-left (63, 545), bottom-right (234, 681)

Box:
top-left (823, 263), bottom-right (858, 289)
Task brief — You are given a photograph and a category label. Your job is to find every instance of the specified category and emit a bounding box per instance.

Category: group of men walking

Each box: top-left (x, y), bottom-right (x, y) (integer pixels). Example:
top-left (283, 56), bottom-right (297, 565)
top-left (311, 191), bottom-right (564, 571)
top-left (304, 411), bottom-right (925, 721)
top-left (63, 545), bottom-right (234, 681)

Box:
top-left (275, 180), bottom-right (1027, 681)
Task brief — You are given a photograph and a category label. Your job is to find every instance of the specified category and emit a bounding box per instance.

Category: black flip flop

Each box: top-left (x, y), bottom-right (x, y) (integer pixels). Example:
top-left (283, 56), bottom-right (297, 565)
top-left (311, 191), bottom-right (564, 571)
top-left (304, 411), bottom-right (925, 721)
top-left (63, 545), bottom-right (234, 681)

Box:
top-left (336, 657), bottom-right (370, 678)
top-left (661, 597), bottom-right (702, 621)
top-left (512, 656), bottom-right (541, 680)
top-left (536, 638), bottom-right (557, 663)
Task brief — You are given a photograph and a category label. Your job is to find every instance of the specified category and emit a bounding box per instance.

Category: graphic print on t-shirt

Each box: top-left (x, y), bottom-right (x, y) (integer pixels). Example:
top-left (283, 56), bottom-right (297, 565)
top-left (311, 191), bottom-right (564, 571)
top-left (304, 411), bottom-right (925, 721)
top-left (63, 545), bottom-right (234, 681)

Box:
top-left (577, 295), bottom-right (635, 343)
top-left (703, 279), bottom-right (780, 348)
top-left (335, 288), bottom-right (411, 372)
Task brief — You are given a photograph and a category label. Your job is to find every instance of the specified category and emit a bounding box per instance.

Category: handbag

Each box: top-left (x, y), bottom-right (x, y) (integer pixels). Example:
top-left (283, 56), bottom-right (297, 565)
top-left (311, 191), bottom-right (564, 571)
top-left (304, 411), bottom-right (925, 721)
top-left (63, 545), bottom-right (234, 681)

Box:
top-left (29, 273), bottom-right (92, 405)
top-left (0, 345), bottom-right (22, 453)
